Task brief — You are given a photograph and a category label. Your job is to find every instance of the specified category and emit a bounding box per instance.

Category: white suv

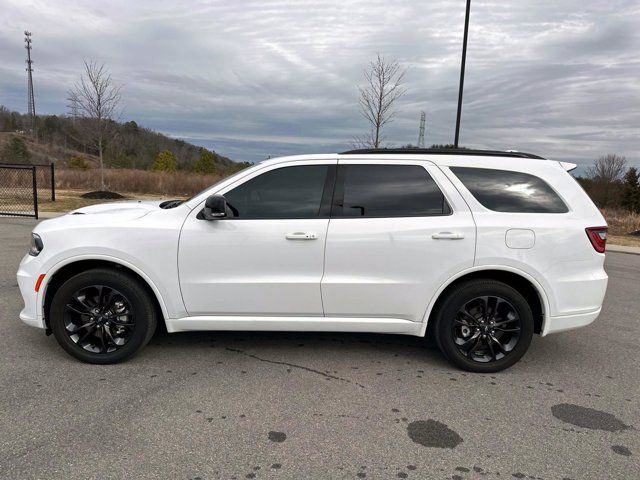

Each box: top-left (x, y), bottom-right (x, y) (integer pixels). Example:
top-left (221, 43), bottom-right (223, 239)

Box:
top-left (17, 149), bottom-right (609, 372)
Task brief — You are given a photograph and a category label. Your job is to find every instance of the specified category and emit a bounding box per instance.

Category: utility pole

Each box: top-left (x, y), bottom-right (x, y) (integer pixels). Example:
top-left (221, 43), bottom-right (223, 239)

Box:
top-left (417, 111), bottom-right (426, 148)
top-left (24, 31), bottom-right (37, 139)
top-left (454, 0), bottom-right (471, 148)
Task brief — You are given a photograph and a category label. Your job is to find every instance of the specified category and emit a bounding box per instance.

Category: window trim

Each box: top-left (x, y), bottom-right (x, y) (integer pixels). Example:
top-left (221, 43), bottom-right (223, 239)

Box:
top-left (331, 163), bottom-right (453, 219)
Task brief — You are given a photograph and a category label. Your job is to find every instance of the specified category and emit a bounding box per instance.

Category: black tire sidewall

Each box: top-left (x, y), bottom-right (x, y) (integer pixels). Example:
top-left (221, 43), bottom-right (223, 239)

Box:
top-left (50, 268), bottom-right (156, 364)
top-left (435, 280), bottom-right (534, 373)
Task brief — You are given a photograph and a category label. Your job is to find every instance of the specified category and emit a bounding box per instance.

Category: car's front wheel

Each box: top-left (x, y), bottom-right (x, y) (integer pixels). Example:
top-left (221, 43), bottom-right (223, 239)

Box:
top-left (49, 268), bottom-right (157, 364)
top-left (434, 279), bottom-right (534, 373)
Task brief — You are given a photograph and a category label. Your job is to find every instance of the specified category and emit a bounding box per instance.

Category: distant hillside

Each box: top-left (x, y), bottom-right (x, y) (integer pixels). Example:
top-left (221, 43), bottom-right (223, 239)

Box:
top-left (0, 106), bottom-right (244, 173)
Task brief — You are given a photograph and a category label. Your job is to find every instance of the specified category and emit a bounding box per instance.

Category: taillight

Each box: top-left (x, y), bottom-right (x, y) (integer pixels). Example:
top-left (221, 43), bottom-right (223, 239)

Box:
top-left (585, 227), bottom-right (607, 253)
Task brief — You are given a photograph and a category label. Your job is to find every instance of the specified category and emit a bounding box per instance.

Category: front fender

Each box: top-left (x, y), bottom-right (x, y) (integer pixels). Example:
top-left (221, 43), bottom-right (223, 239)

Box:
top-left (37, 253), bottom-right (179, 327)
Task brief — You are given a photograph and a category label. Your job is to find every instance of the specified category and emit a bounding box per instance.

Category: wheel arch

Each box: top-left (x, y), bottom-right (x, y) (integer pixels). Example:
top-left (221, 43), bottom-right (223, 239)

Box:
top-left (42, 256), bottom-right (169, 331)
top-left (420, 266), bottom-right (550, 337)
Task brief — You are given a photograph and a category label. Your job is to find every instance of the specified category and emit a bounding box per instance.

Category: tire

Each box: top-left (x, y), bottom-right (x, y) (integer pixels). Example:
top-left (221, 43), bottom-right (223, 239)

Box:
top-left (49, 268), bottom-right (157, 364)
top-left (434, 279), bottom-right (534, 373)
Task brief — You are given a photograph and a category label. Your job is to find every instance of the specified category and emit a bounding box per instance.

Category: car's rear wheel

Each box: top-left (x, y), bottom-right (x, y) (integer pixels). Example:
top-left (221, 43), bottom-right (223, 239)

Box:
top-left (49, 268), bottom-right (157, 364)
top-left (434, 279), bottom-right (534, 373)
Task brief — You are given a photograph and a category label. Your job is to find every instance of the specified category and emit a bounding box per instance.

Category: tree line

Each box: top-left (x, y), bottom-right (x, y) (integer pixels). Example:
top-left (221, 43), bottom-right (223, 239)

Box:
top-left (577, 154), bottom-right (640, 213)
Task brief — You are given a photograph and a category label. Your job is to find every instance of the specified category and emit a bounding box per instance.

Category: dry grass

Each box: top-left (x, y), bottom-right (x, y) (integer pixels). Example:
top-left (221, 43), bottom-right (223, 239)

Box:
top-left (600, 208), bottom-right (640, 248)
top-left (56, 168), bottom-right (224, 197)
top-left (600, 208), bottom-right (640, 235)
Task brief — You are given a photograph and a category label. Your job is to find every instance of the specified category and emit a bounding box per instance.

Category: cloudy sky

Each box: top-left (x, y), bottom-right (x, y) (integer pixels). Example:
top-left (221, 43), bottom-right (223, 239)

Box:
top-left (1, 0), bottom-right (638, 170)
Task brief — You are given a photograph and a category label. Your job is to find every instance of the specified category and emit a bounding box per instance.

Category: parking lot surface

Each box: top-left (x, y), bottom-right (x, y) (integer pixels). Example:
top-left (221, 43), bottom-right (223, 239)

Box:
top-left (0, 218), bottom-right (638, 479)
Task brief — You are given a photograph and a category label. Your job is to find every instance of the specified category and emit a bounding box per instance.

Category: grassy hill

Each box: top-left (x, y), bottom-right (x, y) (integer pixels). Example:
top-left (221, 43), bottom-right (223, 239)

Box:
top-left (0, 105), bottom-right (256, 201)
top-left (0, 131), bottom-right (100, 166)
top-left (0, 105), bottom-right (242, 172)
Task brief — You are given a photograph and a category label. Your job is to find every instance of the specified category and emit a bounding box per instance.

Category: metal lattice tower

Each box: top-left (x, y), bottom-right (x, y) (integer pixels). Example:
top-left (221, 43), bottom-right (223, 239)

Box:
top-left (417, 111), bottom-right (426, 148)
top-left (24, 31), bottom-right (37, 137)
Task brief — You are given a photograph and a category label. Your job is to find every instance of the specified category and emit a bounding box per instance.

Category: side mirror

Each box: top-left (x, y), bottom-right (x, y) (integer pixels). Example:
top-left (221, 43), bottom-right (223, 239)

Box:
top-left (202, 194), bottom-right (227, 220)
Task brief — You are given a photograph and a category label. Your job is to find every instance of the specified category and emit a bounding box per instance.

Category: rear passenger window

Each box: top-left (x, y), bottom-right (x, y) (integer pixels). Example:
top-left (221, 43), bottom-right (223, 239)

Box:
top-left (450, 167), bottom-right (568, 213)
top-left (334, 165), bottom-right (451, 217)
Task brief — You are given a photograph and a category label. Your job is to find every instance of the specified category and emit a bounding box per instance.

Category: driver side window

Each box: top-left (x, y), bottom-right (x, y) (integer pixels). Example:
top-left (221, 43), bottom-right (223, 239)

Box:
top-left (223, 165), bottom-right (330, 219)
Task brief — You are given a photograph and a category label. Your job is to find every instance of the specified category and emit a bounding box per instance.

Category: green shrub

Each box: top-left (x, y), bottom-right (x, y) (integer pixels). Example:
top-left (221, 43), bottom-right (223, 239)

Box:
top-left (194, 148), bottom-right (216, 174)
top-left (152, 150), bottom-right (177, 172)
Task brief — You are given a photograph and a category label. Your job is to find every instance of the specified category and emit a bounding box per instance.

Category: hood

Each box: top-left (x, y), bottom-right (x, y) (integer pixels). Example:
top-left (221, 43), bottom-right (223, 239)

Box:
top-left (34, 199), bottom-right (188, 236)
top-left (69, 200), bottom-right (164, 218)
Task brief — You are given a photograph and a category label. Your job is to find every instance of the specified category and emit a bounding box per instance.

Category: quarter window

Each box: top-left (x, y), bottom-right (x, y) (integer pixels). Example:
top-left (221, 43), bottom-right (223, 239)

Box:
top-left (334, 165), bottom-right (451, 217)
top-left (224, 165), bottom-right (329, 219)
top-left (450, 167), bottom-right (568, 213)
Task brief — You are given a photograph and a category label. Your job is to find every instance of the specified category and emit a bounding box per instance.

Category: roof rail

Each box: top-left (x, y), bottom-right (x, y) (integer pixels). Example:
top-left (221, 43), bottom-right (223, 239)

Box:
top-left (339, 148), bottom-right (546, 160)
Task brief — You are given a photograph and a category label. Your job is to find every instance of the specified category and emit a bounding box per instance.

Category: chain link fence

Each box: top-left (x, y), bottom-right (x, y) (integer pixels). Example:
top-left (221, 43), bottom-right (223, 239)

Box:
top-left (0, 163), bottom-right (55, 201)
top-left (0, 165), bottom-right (38, 218)
top-left (34, 163), bottom-right (55, 201)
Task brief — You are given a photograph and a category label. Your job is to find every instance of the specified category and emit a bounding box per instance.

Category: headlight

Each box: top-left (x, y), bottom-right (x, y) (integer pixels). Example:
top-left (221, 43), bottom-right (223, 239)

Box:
top-left (29, 233), bottom-right (43, 256)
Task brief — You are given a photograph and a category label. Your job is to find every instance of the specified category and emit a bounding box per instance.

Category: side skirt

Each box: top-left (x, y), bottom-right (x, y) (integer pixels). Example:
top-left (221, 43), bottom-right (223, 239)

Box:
top-left (165, 315), bottom-right (424, 336)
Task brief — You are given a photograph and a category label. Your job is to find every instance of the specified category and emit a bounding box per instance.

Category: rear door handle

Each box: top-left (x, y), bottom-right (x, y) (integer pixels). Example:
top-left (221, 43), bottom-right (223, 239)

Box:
top-left (285, 232), bottom-right (318, 240)
top-left (432, 232), bottom-right (465, 240)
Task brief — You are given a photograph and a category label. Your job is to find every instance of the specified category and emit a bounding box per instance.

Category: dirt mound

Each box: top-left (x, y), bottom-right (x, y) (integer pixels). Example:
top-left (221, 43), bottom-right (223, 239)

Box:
top-left (81, 191), bottom-right (124, 199)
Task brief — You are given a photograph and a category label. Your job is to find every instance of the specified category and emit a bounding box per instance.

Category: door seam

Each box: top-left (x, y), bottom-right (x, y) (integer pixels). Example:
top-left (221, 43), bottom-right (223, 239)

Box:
top-left (319, 161), bottom-right (340, 316)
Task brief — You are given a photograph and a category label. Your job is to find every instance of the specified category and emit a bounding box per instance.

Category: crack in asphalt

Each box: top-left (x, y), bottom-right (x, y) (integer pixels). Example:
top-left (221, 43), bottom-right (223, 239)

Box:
top-left (225, 348), bottom-right (365, 388)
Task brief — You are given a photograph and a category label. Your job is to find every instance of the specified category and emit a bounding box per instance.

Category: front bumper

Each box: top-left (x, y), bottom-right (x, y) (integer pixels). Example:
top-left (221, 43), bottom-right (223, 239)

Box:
top-left (17, 254), bottom-right (46, 329)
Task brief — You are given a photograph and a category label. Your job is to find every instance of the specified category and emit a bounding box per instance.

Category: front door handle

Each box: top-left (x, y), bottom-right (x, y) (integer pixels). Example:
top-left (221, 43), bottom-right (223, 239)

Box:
top-left (285, 232), bottom-right (318, 240)
top-left (432, 232), bottom-right (465, 240)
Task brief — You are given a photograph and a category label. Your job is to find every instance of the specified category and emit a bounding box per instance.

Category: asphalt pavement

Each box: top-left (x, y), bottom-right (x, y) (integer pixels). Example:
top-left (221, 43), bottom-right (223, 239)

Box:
top-left (0, 218), bottom-right (638, 480)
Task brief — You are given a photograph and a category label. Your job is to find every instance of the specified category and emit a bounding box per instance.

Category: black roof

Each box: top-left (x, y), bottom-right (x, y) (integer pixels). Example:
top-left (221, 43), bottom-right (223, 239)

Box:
top-left (340, 148), bottom-right (545, 160)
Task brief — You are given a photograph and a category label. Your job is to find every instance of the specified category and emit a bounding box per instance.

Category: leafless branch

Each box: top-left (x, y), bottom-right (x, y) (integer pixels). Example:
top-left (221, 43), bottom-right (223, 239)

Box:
top-left (67, 60), bottom-right (122, 190)
top-left (350, 130), bottom-right (379, 149)
top-left (586, 154), bottom-right (627, 183)
top-left (357, 53), bottom-right (406, 148)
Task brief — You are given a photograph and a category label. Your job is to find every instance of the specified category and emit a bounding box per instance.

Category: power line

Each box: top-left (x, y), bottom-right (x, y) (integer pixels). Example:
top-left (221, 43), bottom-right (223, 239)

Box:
top-left (24, 30), bottom-right (37, 138)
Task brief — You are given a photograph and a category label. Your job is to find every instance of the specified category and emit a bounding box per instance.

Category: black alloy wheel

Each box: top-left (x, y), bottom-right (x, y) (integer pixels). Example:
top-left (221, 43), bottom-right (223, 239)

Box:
top-left (50, 268), bottom-right (157, 364)
top-left (452, 295), bottom-right (522, 363)
top-left (63, 285), bottom-right (135, 354)
top-left (435, 280), bottom-right (534, 373)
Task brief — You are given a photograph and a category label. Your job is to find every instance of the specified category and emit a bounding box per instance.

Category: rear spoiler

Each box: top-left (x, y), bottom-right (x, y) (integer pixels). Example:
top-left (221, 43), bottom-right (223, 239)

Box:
top-left (558, 161), bottom-right (577, 172)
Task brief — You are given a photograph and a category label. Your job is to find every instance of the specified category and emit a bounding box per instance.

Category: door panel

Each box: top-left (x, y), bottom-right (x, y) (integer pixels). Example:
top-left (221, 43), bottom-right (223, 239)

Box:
top-left (178, 159), bottom-right (336, 317)
top-left (321, 161), bottom-right (476, 322)
top-left (179, 217), bottom-right (329, 316)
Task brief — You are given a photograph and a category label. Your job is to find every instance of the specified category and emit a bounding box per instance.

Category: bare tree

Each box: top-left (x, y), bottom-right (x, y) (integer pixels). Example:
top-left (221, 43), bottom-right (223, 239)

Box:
top-left (357, 53), bottom-right (406, 148)
top-left (585, 154), bottom-right (628, 208)
top-left (586, 154), bottom-right (627, 183)
top-left (68, 60), bottom-right (121, 190)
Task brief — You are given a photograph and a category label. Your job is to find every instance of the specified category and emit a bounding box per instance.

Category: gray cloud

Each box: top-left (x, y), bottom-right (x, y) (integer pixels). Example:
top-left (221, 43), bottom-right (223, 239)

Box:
top-left (0, 0), bottom-right (638, 169)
